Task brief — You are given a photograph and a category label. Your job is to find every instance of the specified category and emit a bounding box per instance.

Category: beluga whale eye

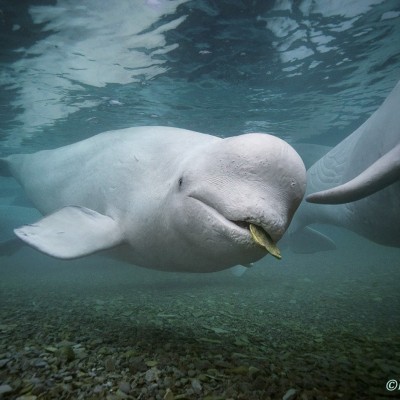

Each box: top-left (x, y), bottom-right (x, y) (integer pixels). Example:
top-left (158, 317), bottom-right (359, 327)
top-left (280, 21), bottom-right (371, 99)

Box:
top-left (178, 177), bottom-right (183, 188)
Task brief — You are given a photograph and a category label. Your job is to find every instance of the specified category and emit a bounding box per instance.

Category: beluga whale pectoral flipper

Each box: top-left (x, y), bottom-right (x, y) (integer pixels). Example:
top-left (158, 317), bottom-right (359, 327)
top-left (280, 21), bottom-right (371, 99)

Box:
top-left (1, 126), bottom-right (306, 272)
top-left (288, 80), bottom-right (400, 252)
top-left (14, 206), bottom-right (123, 259)
top-left (306, 139), bottom-right (400, 204)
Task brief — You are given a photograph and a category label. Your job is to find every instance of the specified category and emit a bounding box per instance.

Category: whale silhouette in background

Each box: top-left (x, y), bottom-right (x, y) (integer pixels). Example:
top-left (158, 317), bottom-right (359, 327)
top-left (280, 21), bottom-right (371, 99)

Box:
top-left (289, 80), bottom-right (400, 253)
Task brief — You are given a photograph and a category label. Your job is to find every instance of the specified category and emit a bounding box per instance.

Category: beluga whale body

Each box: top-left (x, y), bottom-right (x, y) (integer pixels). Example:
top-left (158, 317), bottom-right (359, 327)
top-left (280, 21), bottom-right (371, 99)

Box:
top-left (0, 126), bottom-right (306, 272)
top-left (289, 80), bottom-right (400, 253)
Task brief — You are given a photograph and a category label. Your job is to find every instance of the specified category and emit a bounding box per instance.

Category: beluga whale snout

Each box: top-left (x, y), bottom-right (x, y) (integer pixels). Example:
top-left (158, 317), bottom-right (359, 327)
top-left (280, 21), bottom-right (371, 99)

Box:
top-left (1, 126), bottom-right (306, 272)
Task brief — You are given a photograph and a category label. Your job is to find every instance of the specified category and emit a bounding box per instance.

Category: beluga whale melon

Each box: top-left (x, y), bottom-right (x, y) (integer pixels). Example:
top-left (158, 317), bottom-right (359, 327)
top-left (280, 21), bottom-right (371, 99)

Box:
top-left (0, 126), bottom-right (306, 272)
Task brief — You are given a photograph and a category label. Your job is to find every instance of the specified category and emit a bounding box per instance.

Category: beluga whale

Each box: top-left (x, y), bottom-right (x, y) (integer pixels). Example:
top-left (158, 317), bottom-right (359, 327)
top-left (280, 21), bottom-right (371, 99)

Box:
top-left (289, 80), bottom-right (400, 253)
top-left (0, 126), bottom-right (306, 272)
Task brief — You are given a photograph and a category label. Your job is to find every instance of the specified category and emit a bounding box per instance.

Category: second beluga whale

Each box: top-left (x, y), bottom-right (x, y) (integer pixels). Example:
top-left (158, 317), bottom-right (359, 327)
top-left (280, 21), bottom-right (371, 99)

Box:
top-left (289, 80), bottom-right (400, 252)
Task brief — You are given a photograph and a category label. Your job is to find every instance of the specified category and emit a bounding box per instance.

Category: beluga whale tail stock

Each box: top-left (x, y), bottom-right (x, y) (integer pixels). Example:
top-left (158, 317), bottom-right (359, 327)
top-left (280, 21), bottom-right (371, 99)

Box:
top-left (0, 126), bottom-right (306, 273)
top-left (288, 80), bottom-right (400, 253)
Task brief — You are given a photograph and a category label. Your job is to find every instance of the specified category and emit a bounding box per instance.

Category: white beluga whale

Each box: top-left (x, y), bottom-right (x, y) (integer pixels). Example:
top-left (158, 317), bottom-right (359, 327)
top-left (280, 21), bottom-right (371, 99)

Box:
top-left (289, 80), bottom-right (400, 252)
top-left (0, 126), bottom-right (306, 272)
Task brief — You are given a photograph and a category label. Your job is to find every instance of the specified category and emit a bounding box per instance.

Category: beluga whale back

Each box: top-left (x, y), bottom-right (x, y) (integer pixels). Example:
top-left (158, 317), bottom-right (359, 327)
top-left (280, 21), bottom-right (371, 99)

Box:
top-left (1, 126), bottom-right (306, 272)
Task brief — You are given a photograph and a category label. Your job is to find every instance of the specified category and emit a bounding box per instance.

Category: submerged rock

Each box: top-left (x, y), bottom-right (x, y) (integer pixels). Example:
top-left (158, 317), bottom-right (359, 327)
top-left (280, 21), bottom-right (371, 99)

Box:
top-left (118, 381), bottom-right (130, 394)
top-left (0, 384), bottom-right (13, 395)
top-left (0, 358), bottom-right (10, 368)
top-left (163, 388), bottom-right (174, 400)
top-left (282, 388), bottom-right (297, 400)
top-left (57, 346), bottom-right (75, 362)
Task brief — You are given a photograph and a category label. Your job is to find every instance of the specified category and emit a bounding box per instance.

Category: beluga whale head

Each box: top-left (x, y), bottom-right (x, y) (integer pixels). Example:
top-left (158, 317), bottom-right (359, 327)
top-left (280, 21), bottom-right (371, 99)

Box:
top-left (164, 133), bottom-right (306, 272)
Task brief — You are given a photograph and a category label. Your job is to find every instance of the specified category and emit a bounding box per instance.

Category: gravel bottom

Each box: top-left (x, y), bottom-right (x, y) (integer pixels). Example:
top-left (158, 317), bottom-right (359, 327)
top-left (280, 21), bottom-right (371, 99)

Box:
top-left (1, 241), bottom-right (400, 400)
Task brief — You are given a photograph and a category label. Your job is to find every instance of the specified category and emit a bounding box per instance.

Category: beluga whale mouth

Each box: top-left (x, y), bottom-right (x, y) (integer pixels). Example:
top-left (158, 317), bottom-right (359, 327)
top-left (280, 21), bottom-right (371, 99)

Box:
top-left (232, 221), bottom-right (281, 259)
top-left (188, 195), bottom-right (282, 260)
top-left (249, 223), bottom-right (281, 259)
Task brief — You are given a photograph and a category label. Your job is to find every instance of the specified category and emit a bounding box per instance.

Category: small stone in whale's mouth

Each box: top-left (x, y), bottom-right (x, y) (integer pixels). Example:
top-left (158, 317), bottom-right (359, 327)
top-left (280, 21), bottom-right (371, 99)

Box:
top-left (232, 221), bottom-right (281, 260)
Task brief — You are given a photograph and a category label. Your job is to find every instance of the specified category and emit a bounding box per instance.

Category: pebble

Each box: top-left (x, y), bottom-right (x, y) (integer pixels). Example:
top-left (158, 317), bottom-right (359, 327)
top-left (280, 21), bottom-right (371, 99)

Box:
top-left (31, 383), bottom-right (46, 395)
top-left (230, 365), bottom-right (248, 375)
top-left (0, 358), bottom-right (10, 368)
top-left (248, 366), bottom-right (260, 376)
top-left (163, 388), bottom-right (174, 400)
top-left (118, 381), bottom-right (131, 394)
top-left (32, 359), bottom-right (48, 368)
top-left (195, 359), bottom-right (211, 370)
top-left (104, 356), bottom-right (115, 371)
top-left (115, 389), bottom-right (129, 398)
top-left (0, 384), bottom-right (13, 395)
top-left (145, 367), bottom-right (159, 383)
top-left (93, 385), bottom-right (104, 394)
top-left (129, 356), bottom-right (144, 371)
top-left (191, 378), bottom-right (202, 394)
top-left (282, 388), bottom-right (297, 400)
top-left (44, 346), bottom-right (57, 353)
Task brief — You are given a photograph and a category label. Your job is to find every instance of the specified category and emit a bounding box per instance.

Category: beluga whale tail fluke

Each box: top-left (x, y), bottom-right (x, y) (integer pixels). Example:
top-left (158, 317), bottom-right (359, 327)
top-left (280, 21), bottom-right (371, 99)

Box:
top-left (288, 80), bottom-right (400, 253)
top-left (1, 126), bottom-right (306, 273)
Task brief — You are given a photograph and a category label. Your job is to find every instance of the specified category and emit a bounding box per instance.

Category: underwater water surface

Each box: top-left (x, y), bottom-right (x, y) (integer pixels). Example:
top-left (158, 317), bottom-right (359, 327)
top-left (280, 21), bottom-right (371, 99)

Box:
top-left (1, 1), bottom-right (400, 399)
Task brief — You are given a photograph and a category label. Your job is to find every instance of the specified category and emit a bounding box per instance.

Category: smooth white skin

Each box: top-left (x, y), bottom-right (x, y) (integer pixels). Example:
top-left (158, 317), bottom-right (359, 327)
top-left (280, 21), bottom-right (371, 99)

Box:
top-left (291, 81), bottom-right (400, 247)
top-left (7, 126), bottom-right (306, 272)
